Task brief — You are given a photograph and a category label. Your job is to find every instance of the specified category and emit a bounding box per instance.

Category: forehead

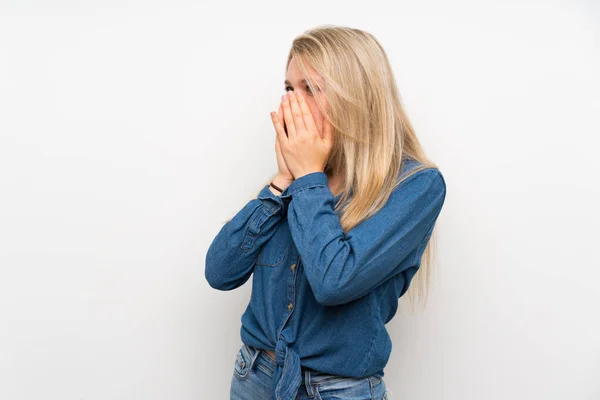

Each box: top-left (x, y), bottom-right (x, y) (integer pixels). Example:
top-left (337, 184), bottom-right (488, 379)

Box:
top-left (286, 57), bottom-right (322, 85)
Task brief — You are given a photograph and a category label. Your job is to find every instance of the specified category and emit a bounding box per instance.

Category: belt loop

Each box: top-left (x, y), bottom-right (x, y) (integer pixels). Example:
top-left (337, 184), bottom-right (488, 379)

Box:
top-left (304, 369), bottom-right (315, 397)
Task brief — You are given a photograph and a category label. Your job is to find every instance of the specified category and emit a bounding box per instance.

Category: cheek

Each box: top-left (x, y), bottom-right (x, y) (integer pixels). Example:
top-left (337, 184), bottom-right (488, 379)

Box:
top-left (307, 100), bottom-right (325, 132)
top-left (308, 103), bottom-right (323, 121)
top-left (311, 109), bottom-right (323, 131)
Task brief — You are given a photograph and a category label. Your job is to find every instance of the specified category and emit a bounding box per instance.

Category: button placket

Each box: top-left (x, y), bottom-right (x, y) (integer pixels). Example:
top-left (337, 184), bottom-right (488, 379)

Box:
top-left (271, 253), bottom-right (303, 400)
top-left (275, 254), bottom-right (300, 345)
top-left (286, 263), bottom-right (297, 312)
top-left (286, 261), bottom-right (297, 312)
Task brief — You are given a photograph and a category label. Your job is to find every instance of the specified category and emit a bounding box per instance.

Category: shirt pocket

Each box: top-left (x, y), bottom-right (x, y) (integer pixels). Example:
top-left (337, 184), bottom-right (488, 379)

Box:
top-left (254, 222), bottom-right (291, 268)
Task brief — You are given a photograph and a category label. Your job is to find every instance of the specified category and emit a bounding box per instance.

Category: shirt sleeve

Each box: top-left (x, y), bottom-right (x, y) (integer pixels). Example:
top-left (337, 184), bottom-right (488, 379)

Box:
top-left (281, 168), bottom-right (447, 306)
top-left (204, 183), bottom-right (286, 291)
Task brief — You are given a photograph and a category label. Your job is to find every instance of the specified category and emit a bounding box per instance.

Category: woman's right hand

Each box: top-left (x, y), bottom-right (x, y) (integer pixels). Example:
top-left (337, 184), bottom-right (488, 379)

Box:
top-left (274, 103), bottom-right (294, 184)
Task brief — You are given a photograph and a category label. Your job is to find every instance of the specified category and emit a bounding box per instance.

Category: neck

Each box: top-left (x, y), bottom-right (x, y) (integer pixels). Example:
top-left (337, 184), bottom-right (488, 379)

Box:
top-left (327, 172), bottom-right (343, 197)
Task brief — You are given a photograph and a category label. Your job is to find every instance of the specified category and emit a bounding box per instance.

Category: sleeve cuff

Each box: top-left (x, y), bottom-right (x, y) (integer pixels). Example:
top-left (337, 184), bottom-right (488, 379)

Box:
top-left (257, 184), bottom-right (284, 215)
top-left (280, 172), bottom-right (329, 199)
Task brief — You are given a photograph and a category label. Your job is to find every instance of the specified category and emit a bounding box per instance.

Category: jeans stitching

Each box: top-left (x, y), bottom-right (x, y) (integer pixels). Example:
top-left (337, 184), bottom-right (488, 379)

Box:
top-left (369, 376), bottom-right (375, 399)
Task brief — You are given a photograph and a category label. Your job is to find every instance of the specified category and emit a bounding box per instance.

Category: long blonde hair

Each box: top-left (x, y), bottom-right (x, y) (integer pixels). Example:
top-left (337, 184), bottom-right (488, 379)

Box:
top-left (232, 25), bottom-right (441, 311)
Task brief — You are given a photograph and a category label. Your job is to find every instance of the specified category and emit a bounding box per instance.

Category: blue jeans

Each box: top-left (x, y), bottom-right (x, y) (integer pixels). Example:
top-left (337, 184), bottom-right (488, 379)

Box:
top-left (230, 343), bottom-right (389, 399)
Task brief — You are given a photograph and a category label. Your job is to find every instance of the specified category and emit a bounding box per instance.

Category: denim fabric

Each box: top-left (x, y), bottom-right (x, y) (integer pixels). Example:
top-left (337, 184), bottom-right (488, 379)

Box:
top-left (231, 342), bottom-right (389, 399)
top-left (206, 159), bottom-right (446, 400)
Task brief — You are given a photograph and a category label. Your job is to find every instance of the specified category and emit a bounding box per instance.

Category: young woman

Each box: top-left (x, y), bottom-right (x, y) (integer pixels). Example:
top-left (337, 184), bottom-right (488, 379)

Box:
top-left (205, 25), bottom-right (447, 400)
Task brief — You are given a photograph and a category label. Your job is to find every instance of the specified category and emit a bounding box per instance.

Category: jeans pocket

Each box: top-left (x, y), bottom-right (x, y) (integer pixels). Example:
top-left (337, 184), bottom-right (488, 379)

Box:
top-left (233, 343), bottom-right (259, 380)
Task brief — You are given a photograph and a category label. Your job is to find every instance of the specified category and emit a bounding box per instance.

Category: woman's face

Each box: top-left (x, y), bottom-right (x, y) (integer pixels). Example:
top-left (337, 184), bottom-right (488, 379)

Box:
top-left (284, 57), bottom-right (327, 137)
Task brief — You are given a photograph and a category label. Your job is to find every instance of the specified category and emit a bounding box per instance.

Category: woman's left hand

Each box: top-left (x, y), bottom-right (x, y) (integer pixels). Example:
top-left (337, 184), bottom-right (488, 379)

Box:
top-left (270, 90), bottom-right (334, 180)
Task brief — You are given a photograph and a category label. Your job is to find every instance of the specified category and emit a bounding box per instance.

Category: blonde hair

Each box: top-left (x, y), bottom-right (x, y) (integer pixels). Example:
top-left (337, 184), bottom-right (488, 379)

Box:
top-left (231, 25), bottom-right (441, 312)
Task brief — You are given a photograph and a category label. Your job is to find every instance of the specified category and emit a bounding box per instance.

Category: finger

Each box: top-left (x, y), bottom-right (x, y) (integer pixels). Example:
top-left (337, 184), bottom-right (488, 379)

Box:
top-left (275, 129), bottom-right (281, 154)
top-left (277, 103), bottom-right (284, 124)
top-left (281, 92), bottom-right (296, 139)
top-left (288, 91), bottom-right (306, 134)
top-left (275, 129), bottom-right (285, 157)
top-left (295, 90), bottom-right (319, 137)
top-left (270, 111), bottom-right (287, 145)
top-left (278, 103), bottom-right (288, 137)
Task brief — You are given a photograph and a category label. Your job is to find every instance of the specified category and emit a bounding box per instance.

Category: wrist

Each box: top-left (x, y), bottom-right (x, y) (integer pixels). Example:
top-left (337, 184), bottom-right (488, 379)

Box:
top-left (272, 174), bottom-right (293, 191)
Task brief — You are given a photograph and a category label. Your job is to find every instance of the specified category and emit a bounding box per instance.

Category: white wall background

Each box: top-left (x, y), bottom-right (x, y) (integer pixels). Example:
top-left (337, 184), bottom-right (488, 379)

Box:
top-left (1, 1), bottom-right (598, 399)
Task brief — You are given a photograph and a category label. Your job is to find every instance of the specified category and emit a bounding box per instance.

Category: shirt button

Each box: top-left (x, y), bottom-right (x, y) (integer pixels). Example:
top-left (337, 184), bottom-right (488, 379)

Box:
top-left (287, 302), bottom-right (293, 310)
top-left (291, 263), bottom-right (296, 271)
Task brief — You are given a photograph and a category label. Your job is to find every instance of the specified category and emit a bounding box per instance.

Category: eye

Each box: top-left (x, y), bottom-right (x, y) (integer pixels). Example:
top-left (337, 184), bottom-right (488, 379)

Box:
top-left (284, 85), bottom-right (313, 95)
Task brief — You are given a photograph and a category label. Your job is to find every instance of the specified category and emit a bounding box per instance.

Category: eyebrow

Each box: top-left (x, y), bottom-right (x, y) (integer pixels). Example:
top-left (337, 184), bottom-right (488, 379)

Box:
top-left (284, 78), bottom-right (319, 86)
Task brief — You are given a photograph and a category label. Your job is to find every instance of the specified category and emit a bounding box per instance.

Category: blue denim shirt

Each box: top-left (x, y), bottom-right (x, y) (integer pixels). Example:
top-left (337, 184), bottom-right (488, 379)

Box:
top-left (205, 159), bottom-right (446, 400)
